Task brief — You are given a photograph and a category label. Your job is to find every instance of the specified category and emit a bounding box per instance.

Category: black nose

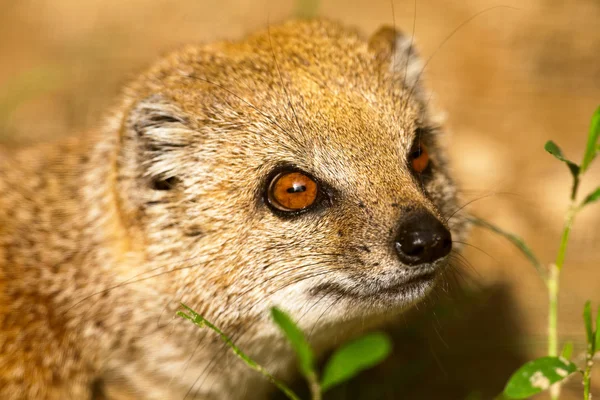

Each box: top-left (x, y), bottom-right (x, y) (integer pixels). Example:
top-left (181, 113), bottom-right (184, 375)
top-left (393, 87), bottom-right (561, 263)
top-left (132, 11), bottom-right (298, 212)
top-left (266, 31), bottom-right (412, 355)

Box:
top-left (394, 209), bottom-right (452, 266)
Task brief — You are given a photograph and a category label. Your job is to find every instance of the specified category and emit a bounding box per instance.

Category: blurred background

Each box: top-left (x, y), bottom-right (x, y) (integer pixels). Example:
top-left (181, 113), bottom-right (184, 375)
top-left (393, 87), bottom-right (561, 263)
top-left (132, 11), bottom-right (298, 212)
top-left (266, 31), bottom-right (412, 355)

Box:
top-left (1, 0), bottom-right (599, 398)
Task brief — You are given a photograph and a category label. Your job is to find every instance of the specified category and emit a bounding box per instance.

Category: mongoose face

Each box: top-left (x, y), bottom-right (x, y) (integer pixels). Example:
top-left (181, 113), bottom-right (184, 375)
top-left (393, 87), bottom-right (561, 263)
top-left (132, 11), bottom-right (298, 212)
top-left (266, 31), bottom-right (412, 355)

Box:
top-left (0, 19), bottom-right (467, 399)
top-left (116, 19), bottom-right (465, 335)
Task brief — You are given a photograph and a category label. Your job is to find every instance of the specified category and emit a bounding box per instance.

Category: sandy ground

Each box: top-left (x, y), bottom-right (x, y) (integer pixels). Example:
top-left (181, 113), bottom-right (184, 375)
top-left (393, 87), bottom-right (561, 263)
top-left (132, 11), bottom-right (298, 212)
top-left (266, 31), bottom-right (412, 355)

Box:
top-left (1, 0), bottom-right (599, 398)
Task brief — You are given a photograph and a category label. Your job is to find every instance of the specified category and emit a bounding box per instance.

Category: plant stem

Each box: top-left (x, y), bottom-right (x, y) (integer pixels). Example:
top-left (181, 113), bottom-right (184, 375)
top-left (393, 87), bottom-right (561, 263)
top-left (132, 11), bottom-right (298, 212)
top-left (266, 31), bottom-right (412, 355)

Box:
top-left (308, 374), bottom-right (322, 400)
top-left (547, 263), bottom-right (559, 358)
top-left (178, 306), bottom-right (302, 400)
top-left (555, 205), bottom-right (577, 272)
top-left (583, 352), bottom-right (593, 400)
top-left (547, 263), bottom-right (560, 400)
top-left (548, 203), bottom-right (578, 400)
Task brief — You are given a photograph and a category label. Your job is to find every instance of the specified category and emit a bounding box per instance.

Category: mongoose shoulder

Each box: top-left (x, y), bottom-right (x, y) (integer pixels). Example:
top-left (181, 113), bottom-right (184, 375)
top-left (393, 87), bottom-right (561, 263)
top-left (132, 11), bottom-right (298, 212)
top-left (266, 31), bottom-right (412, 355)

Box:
top-left (0, 18), bottom-right (467, 399)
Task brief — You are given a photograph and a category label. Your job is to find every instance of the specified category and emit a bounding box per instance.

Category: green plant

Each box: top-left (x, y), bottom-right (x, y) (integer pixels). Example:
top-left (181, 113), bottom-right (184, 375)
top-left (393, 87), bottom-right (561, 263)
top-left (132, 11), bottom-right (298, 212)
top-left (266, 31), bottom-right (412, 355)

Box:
top-left (0, 66), bottom-right (63, 123)
top-left (178, 304), bottom-right (392, 400)
top-left (472, 106), bottom-right (600, 400)
top-left (295, 0), bottom-right (320, 18)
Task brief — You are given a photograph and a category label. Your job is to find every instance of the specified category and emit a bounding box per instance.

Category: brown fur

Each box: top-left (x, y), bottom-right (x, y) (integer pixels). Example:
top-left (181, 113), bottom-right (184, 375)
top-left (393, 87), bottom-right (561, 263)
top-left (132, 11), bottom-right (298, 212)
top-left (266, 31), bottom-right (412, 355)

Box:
top-left (0, 19), bottom-right (467, 399)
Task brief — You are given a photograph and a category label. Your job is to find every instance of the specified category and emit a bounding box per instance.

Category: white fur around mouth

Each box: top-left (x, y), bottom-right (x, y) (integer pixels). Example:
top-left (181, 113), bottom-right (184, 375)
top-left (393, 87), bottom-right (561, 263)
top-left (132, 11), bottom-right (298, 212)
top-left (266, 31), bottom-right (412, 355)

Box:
top-left (377, 271), bottom-right (437, 294)
top-left (308, 269), bottom-right (439, 300)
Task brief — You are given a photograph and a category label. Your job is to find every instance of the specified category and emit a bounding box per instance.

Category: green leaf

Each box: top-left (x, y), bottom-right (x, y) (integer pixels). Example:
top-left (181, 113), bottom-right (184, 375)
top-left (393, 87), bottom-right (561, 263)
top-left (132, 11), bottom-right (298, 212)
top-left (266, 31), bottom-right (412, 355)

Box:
top-left (584, 301), bottom-right (594, 349)
top-left (581, 106), bottom-right (600, 173)
top-left (271, 307), bottom-right (315, 378)
top-left (560, 341), bottom-right (573, 360)
top-left (596, 306), bottom-right (600, 354)
top-left (321, 332), bottom-right (392, 391)
top-left (503, 356), bottom-right (577, 399)
top-left (581, 187), bottom-right (600, 208)
top-left (179, 304), bottom-right (302, 400)
top-left (545, 140), bottom-right (581, 179)
top-left (468, 217), bottom-right (544, 278)
top-left (464, 391), bottom-right (482, 400)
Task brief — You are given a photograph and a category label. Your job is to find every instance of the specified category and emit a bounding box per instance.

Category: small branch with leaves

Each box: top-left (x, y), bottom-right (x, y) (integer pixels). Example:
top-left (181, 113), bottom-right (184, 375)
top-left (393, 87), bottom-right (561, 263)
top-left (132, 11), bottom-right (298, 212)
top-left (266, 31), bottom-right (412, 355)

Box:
top-left (473, 106), bottom-right (600, 400)
top-left (178, 305), bottom-right (391, 400)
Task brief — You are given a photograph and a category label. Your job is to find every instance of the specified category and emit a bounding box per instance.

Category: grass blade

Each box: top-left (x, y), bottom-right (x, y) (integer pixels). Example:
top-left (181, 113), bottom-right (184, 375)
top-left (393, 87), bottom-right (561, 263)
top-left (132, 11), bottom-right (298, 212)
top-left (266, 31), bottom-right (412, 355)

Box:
top-left (596, 305), bottom-right (600, 353)
top-left (469, 217), bottom-right (544, 278)
top-left (581, 106), bottom-right (600, 172)
top-left (580, 187), bottom-right (600, 208)
top-left (584, 301), bottom-right (594, 348)
top-left (560, 341), bottom-right (573, 360)
top-left (178, 304), bottom-right (301, 400)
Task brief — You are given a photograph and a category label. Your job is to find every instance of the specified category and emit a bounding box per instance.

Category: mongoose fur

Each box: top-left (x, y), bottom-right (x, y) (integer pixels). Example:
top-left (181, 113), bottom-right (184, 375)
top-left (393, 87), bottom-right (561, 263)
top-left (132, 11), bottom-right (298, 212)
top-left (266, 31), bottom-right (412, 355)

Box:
top-left (0, 19), bottom-right (467, 399)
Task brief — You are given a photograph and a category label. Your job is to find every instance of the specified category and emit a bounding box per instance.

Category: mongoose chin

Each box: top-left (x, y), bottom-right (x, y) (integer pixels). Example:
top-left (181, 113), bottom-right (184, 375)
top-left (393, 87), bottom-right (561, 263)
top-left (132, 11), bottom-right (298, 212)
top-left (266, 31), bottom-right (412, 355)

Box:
top-left (0, 18), bottom-right (467, 399)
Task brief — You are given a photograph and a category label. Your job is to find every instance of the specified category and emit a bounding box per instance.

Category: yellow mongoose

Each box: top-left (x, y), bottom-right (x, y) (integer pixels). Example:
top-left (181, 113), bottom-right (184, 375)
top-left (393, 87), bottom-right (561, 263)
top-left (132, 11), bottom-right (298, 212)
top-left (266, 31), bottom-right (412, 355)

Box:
top-left (0, 19), bottom-right (467, 399)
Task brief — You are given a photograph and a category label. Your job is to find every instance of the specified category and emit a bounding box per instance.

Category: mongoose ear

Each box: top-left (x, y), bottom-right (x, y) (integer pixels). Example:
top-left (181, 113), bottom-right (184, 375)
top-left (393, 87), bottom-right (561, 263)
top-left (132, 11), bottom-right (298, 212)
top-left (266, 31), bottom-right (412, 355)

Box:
top-left (129, 94), bottom-right (189, 135)
top-left (119, 94), bottom-right (193, 193)
top-left (368, 26), bottom-right (424, 93)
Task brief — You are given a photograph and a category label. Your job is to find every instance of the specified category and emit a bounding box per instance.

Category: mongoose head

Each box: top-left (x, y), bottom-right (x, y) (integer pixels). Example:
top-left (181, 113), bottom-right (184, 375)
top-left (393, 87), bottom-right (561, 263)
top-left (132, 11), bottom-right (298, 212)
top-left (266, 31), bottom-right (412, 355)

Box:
top-left (114, 19), bottom-right (466, 343)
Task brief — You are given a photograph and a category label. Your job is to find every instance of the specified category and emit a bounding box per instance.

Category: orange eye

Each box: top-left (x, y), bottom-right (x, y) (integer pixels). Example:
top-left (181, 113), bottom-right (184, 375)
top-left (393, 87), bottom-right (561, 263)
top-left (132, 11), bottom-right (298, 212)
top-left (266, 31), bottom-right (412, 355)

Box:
top-left (268, 171), bottom-right (318, 212)
top-left (410, 142), bottom-right (430, 173)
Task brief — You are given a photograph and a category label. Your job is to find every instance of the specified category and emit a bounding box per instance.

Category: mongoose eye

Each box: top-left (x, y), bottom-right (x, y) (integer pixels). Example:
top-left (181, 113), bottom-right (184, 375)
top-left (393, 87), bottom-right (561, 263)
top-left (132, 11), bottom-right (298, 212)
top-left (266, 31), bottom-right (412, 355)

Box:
top-left (410, 141), bottom-right (430, 173)
top-left (267, 171), bottom-right (318, 212)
